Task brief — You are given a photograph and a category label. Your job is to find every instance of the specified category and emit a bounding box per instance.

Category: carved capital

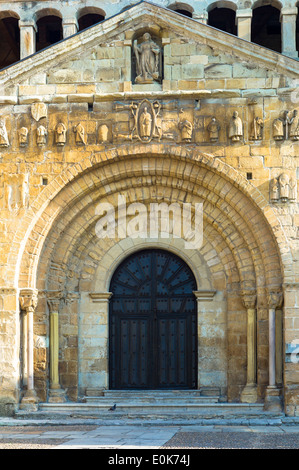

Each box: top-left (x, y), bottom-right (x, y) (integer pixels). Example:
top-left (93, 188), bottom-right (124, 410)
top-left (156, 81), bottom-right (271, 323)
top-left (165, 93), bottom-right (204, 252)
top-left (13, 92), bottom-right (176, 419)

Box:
top-left (267, 289), bottom-right (283, 309)
top-left (19, 288), bottom-right (38, 313)
top-left (241, 290), bottom-right (257, 310)
top-left (47, 290), bottom-right (64, 313)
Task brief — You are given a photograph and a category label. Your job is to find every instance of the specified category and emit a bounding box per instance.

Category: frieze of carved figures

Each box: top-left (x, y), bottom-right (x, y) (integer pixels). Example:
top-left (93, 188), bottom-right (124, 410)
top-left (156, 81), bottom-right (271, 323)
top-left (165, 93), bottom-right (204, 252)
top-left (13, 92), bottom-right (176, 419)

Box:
top-left (250, 116), bottom-right (263, 141)
top-left (229, 111), bottom-right (243, 142)
top-left (134, 33), bottom-right (160, 84)
top-left (19, 127), bottom-right (29, 147)
top-left (273, 110), bottom-right (299, 141)
top-left (74, 123), bottom-right (87, 145)
top-left (207, 117), bottom-right (220, 142)
top-left (37, 125), bottom-right (47, 146)
top-left (55, 122), bottom-right (67, 146)
top-left (0, 119), bottom-right (9, 147)
top-left (270, 173), bottom-right (297, 203)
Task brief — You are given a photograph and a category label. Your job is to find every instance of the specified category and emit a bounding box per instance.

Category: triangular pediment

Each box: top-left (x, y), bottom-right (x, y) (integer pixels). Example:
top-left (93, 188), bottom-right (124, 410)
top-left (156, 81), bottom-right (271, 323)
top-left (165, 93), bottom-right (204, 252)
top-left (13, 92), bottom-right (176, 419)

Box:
top-left (0, 0), bottom-right (298, 95)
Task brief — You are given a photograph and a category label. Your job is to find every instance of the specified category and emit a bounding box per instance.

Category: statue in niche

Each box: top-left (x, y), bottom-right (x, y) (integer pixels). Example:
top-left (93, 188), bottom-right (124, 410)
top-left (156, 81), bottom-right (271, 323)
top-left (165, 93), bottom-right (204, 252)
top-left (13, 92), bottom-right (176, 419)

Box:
top-left (0, 119), bottom-right (9, 147)
top-left (19, 127), bottom-right (29, 147)
top-left (289, 110), bottom-right (299, 141)
top-left (270, 177), bottom-right (279, 202)
top-left (134, 33), bottom-right (160, 84)
top-left (273, 117), bottom-right (284, 140)
top-left (179, 119), bottom-right (193, 142)
top-left (228, 111), bottom-right (243, 142)
top-left (279, 173), bottom-right (289, 202)
top-left (74, 123), bottom-right (87, 145)
top-left (250, 116), bottom-right (263, 140)
top-left (55, 122), bottom-right (66, 146)
top-left (37, 125), bottom-right (47, 146)
top-left (207, 117), bottom-right (220, 142)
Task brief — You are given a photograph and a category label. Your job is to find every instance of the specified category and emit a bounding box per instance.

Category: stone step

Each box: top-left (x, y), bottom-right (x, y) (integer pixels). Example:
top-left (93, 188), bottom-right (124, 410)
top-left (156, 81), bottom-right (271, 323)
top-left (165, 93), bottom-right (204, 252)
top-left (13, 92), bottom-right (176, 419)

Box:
top-left (84, 397), bottom-right (219, 404)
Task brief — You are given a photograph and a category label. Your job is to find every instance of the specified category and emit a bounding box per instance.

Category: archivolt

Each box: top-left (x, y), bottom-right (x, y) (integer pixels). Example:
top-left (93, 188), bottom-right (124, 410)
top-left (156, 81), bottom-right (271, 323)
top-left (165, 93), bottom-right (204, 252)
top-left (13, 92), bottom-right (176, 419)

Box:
top-left (9, 144), bottom-right (288, 293)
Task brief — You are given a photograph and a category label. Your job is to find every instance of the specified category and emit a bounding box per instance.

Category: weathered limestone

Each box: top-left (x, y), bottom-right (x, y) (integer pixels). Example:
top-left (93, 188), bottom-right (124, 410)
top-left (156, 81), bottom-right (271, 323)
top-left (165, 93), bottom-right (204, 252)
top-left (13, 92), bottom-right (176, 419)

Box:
top-left (19, 289), bottom-right (39, 411)
top-left (240, 290), bottom-right (257, 403)
top-left (19, 20), bottom-right (37, 59)
top-left (280, 7), bottom-right (298, 59)
top-left (236, 9), bottom-right (252, 42)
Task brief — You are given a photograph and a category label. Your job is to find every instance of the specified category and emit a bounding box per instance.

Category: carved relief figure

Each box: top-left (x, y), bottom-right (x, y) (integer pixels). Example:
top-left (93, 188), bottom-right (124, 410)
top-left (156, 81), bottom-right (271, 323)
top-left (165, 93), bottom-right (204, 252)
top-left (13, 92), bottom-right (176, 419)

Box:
top-left (55, 122), bottom-right (67, 146)
top-left (289, 177), bottom-right (297, 201)
top-left (98, 124), bottom-right (109, 143)
top-left (37, 125), bottom-right (47, 146)
top-left (134, 33), bottom-right (160, 84)
top-left (270, 177), bottom-right (279, 202)
top-left (179, 119), bottom-right (193, 142)
top-left (74, 123), bottom-right (87, 145)
top-left (140, 106), bottom-right (152, 139)
top-left (4, 174), bottom-right (29, 212)
top-left (289, 110), bottom-right (299, 141)
top-left (19, 127), bottom-right (29, 147)
top-left (207, 117), bottom-right (220, 142)
top-left (279, 173), bottom-right (289, 202)
top-left (251, 116), bottom-right (263, 140)
top-left (0, 120), bottom-right (9, 147)
top-left (229, 111), bottom-right (243, 141)
top-left (273, 117), bottom-right (284, 140)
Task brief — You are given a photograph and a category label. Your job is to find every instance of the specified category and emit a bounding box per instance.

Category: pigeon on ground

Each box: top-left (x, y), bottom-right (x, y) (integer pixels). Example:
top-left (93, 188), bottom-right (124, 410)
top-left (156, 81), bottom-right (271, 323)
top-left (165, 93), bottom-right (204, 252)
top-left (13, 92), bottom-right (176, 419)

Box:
top-left (109, 403), bottom-right (117, 411)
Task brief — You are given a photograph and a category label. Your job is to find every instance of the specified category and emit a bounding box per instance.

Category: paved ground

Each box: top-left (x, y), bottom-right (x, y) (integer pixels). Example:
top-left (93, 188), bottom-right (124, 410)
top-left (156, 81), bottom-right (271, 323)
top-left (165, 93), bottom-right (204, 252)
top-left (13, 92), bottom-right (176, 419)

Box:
top-left (0, 422), bottom-right (299, 449)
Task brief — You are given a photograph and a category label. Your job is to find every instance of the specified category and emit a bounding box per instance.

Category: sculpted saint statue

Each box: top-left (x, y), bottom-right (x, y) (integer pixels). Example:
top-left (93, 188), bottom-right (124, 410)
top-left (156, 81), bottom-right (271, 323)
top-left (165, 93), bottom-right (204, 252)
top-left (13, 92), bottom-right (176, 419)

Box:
top-left (134, 33), bottom-right (160, 84)
top-left (74, 123), bottom-right (87, 145)
top-left (289, 110), bottom-right (299, 141)
top-left (279, 173), bottom-right (289, 201)
top-left (55, 122), bottom-right (67, 146)
top-left (19, 127), bottom-right (29, 146)
top-left (179, 120), bottom-right (193, 142)
top-left (273, 117), bottom-right (284, 140)
top-left (140, 107), bottom-right (152, 139)
top-left (0, 119), bottom-right (9, 147)
top-left (207, 117), bottom-right (220, 142)
top-left (251, 117), bottom-right (263, 140)
top-left (229, 111), bottom-right (243, 141)
top-left (37, 125), bottom-right (47, 146)
top-left (270, 178), bottom-right (279, 202)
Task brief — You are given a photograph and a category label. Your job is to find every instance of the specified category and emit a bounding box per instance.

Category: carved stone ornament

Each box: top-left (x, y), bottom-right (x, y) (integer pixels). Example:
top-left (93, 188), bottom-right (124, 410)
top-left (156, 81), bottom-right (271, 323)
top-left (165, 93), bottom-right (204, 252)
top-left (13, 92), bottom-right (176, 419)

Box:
top-left (31, 102), bottom-right (47, 122)
top-left (4, 173), bottom-right (29, 213)
top-left (133, 33), bottom-right (160, 84)
top-left (37, 125), bottom-right (47, 146)
top-left (74, 123), bottom-right (87, 145)
top-left (267, 290), bottom-right (283, 309)
top-left (98, 124), bottom-right (109, 143)
top-left (270, 177), bottom-right (279, 203)
top-left (270, 173), bottom-right (296, 203)
top-left (241, 290), bottom-right (257, 310)
top-left (279, 173), bottom-right (290, 202)
top-left (55, 122), bottom-right (67, 146)
top-left (19, 127), bottom-right (29, 147)
top-left (273, 117), bottom-right (284, 140)
top-left (229, 111), bottom-right (243, 142)
top-left (0, 119), bottom-right (9, 147)
top-left (19, 288), bottom-right (38, 313)
top-left (207, 117), bottom-right (220, 142)
top-left (289, 110), bottom-right (299, 140)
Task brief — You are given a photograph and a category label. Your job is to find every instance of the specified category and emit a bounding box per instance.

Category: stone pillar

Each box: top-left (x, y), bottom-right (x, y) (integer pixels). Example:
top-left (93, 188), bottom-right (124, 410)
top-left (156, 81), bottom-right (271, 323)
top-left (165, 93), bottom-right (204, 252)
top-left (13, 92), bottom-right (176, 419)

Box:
top-left (264, 289), bottom-right (283, 411)
top-left (280, 7), bottom-right (298, 59)
top-left (193, 12), bottom-right (208, 24)
top-left (19, 20), bottom-right (37, 59)
top-left (19, 288), bottom-right (39, 411)
top-left (62, 18), bottom-right (78, 39)
top-left (240, 290), bottom-right (257, 403)
top-left (47, 292), bottom-right (66, 403)
top-left (236, 9), bottom-right (252, 42)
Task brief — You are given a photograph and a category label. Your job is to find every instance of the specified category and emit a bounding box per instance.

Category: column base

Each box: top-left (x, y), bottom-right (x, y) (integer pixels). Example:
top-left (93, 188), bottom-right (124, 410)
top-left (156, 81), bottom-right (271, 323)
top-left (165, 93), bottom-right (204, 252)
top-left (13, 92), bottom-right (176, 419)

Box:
top-left (19, 389), bottom-right (39, 411)
top-left (240, 384), bottom-right (258, 403)
top-left (264, 386), bottom-right (283, 412)
top-left (48, 387), bottom-right (67, 403)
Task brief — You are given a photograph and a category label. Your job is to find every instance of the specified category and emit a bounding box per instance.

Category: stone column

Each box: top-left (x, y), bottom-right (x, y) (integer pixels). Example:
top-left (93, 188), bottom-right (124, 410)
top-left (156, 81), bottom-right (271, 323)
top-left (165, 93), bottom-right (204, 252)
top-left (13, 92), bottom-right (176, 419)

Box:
top-left (193, 12), bottom-right (208, 24)
top-left (19, 20), bottom-right (37, 59)
top-left (236, 9), bottom-right (252, 42)
top-left (240, 290), bottom-right (257, 403)
top-left (19, 288), bottom-right (39, 410)
top-left (280, 7), bottom-right (298, 59)
top-left (47, 292), bottom-right (66, 402)
top-left (62, 18), bottom-right (78, 39)
top-left (264, 289), bottom-right (283, 411)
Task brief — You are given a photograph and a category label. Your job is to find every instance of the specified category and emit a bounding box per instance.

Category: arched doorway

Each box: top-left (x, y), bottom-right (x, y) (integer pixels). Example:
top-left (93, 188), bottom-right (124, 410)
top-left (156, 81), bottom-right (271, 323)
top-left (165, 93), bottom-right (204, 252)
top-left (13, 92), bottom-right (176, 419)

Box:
top-left (109, 249), bottom-right (198, 390)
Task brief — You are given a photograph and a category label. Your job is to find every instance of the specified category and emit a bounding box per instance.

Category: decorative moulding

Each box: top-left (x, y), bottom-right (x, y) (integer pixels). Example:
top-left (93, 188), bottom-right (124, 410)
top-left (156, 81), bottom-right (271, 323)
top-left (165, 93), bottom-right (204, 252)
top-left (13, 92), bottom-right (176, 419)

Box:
top-left (193, 290), bottom-right (217, 301)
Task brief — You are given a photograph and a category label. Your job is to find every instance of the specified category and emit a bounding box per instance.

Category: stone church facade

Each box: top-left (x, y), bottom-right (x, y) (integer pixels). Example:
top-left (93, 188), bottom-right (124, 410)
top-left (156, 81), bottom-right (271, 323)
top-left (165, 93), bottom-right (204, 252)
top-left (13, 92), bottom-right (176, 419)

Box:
top-left (0, 0), bottom-right (299, 417)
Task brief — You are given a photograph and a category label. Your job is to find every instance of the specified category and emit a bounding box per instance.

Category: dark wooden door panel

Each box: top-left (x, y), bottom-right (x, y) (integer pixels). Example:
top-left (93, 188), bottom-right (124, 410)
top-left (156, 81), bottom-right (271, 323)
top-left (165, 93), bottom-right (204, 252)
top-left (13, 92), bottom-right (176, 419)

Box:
top-left (109, 249), bottom-right (197, 390)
